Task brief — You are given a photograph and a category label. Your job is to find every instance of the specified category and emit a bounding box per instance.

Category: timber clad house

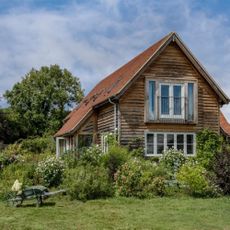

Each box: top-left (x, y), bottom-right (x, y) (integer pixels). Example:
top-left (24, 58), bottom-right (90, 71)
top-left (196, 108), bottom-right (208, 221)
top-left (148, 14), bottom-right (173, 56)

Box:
top-left (55, 32), bottom-right (230, 157)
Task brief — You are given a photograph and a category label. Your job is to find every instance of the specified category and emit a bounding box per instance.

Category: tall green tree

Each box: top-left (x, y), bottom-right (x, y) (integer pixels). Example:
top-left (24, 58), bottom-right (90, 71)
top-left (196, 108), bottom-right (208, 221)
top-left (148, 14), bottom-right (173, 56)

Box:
top-left (4, 65), bottom-right (84, 136)
top-left (0, 108), bottom-right (27, 143)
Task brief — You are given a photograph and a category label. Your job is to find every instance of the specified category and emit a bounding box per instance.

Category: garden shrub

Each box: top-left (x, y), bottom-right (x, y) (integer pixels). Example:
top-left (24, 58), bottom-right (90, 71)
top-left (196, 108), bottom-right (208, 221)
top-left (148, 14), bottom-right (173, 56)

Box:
top-left (115, 158), bottom-right (168, 198)
top-left (35, 156), bottom-right (65, 187)
top-left (211, 148), bottom-right (230, 195)
top-left (61, 150), bottom-right (79, 168)
top-left (160, 148), bottom-right (186, 176)
top-left (177, 161), bottom-right (220, 197)
top-left (128, 137), bottom-right (144, 158)
top-left (20, 136), bottom-right (55, 154)
top-left (196, 129), bottom-right (222, 169)
top-left (102, 145), bottom-right (130, 180)
top-left (0, 162), bottom-right (35, 200)
top-left (63, 165), bottom-right (114, 201)
top-left (79, 145), bottom-right (103, 166)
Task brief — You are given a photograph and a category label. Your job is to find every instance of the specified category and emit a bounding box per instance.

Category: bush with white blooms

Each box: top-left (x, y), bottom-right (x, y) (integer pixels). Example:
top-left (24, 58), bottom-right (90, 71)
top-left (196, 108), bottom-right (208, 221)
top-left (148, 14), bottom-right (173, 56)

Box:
top-left (36, 156), bottom-right (65, 187)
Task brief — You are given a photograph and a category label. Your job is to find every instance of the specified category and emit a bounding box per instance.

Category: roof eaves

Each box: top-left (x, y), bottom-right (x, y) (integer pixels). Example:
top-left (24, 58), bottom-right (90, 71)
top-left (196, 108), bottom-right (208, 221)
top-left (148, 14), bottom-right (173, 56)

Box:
top-left (174, 33), bottom-right (230, 104)
top-left (67, 108), bottom-right (94, 136)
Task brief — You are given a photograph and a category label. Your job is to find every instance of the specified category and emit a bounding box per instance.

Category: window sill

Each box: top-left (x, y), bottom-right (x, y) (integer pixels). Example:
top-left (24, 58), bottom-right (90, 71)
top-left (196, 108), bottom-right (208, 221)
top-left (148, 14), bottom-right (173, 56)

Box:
top-left (145, 119), bottom-right (196, 124)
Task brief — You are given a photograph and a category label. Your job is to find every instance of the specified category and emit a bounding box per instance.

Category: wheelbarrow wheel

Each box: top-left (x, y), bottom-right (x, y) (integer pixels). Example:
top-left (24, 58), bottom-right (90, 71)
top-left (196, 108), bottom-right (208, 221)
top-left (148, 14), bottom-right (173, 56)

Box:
top-left (6, 193), bottom-right (22, 207)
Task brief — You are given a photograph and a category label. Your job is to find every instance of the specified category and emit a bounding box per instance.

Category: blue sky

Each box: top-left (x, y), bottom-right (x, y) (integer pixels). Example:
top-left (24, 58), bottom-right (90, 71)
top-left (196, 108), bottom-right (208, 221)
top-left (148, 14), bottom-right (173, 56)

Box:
top-left (0, 0), bottom-right (230, 120)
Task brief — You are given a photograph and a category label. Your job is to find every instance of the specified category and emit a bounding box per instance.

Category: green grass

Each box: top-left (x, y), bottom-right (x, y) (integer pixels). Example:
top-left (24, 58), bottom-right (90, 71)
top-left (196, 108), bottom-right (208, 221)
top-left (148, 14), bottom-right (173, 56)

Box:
top-left (0, 196), bottom-right (230, 230)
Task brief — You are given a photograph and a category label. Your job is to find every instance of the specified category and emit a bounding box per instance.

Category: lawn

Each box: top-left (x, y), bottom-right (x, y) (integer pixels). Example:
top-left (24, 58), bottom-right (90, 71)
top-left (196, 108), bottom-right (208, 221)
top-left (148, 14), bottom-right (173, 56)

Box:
top-left (0, 197), bottom-right (230, 230)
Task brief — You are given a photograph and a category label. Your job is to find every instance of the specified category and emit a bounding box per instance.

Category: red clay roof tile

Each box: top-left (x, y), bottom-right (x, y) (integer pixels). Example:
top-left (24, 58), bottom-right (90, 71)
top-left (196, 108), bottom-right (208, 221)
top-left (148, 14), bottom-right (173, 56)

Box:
top-left (55, 32), bottom-right (229, 137)
top-left (220, 111), bottom-right (230, 136)
top-left (55, 33), bottom-right (170, 136)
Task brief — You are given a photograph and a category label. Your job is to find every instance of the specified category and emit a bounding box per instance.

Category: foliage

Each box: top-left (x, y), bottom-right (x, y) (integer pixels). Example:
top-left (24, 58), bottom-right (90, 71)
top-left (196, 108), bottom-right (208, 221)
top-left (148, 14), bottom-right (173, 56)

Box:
top-left (20, 136), bottom-right (55, 154)
top-left (35, 156), bottom-right (65, 187)
top-left (0, 144), bottom-right (27, 170)
top-left (61, 150), bottom-right (79, 168)
top-left (0, 162), bottom-right (35, 200)
top-left (211, 148), bottom-right (230, 195)
top-left (102, 145), bottom-right (130, 180)
top-left (196, 129), bottom-right (222, 169)
top-left (177, 161), bottom-right (220, 197)
top-left (115, 158), bottom-right (168, 198)
top-left (79, 145), bottom-right (102, 166)
top-left (127, 137), bottom-right (144, 158)
top-left (160, 148), bottom-right (186, 176)
top-left (4, 65), bottom-right (84, 136)
top-left (0, 108), bottom-right (28, 144)
top-left (63, 165), bottom-right (114, 201)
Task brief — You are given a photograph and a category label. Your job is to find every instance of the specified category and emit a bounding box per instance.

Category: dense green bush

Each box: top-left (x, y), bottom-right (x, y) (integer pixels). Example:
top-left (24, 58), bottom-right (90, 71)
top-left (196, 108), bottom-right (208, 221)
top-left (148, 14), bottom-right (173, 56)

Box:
top-left (128, 137), bottom-right (144, 158)
top-left (196, 129), bottom-right (222, 169)
top-left (20, 136), bottom-right (55, 154)
top-left (102, 145), bottom-right (130, 180)
top-left (115, 158), bottom-right (168, 198)
top-left (177, 161), bottom-right (220, 197)
top-left (0, 162), bottom-right (35, 200)
top-left (0, 144), bottom-right (27, 170)
top-left (160, 148), bottom-right (186, 175)
top-left (35, 156), bottom-right (65, 187)
top-left (211, 148), bottom-right (230, 195)
top-left (61, 150), bottom-right (79, 168)
top-left (63, 165), bottom-right (114, 201)
top-left (79, 145), bottom-right (102, 166)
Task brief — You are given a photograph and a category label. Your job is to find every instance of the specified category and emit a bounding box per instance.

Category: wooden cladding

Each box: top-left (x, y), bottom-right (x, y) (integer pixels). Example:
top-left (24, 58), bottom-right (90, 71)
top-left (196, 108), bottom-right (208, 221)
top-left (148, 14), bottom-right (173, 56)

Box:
top-left (120, 42), bottom-right (220, 145)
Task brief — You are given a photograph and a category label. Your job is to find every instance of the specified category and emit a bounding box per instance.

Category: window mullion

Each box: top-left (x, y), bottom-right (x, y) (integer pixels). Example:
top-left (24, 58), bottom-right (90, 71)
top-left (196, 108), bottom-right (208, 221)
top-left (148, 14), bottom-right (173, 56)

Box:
top-left (164, 133), bottom-right (167, 152)
top-left (170, 85), bottom-right (173, 117)
top-left (174, 133), bottom-right (177, 150)
top-left (184, 134), bottom-right (187, 155)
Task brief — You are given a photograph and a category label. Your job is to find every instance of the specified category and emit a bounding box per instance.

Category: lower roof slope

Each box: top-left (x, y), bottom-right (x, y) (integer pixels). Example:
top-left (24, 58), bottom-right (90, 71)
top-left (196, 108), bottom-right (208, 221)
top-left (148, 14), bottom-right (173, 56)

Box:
top-left (220, 112), bottom-right (230, 136)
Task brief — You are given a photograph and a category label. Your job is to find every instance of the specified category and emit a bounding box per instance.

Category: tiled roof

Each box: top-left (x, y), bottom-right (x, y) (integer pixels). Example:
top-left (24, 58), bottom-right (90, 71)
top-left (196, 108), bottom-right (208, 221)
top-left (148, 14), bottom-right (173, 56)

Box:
top-left (220, 111), bottom-right (230, 136)
top-left (55, 32), bottom-right (229, 137)
top-left (55, 33), bottom-right (171, 136)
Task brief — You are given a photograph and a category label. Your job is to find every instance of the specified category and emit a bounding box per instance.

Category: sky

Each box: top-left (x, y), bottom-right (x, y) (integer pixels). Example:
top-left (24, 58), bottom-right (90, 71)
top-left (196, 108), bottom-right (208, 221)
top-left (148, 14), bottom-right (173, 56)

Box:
top-left (0, 0), bottom-right (230, 120)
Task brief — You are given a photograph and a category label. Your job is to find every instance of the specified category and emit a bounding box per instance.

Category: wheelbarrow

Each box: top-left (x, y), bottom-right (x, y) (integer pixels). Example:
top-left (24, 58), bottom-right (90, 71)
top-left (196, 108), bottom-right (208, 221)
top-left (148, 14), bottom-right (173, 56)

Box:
top-left (7, 185), bottom-right (65, 207)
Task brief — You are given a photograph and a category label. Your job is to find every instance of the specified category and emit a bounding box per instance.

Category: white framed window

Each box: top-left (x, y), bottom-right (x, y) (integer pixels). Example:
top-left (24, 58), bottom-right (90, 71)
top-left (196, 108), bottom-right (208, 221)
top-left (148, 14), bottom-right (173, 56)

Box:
top-left (145, 132), bottom-right (196, 156)
top-left (77, 134), bottom-right (93, 149)
top-left (159, 83), bottom-right (185, 119)
top-left (146, 79), bottom-right (196, 122)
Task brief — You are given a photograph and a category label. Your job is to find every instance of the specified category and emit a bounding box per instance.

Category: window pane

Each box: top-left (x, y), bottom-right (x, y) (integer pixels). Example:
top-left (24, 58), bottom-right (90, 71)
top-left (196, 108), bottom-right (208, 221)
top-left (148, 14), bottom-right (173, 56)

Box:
top-left (173, 85), bottom-right (182, 115)
top-left (187, 134), bottom-right (194, 144)
top-left (157, 134), bottom-right (164, 144)
top-left (78, 135), bottom-right (93, 148)
top-left (177, 134), bottom-right (184, 151)
top-left (161, 85), bottom-right (169, 115)
top-left (157, 134), bottom-right (164, 154)
top-left (167, 134), bottom-right (174, 149)
top-left (187, 134), bottom-right (194, 154)
top-left (147, 144), bottom-right (154, 154)
top-left (187, 144), bottom-right (193, 155)
top-left (177, 134), bottom-right (184, 143)
top-left (147, 134), bottom-right (154, 155)
top-left (147, 134), bottom-right (154, 143)
top-left (149, 81), bottom-right (155, 120)
top-left (157, 145), bottom-right (164, 155)
top-left (188, 83), bottom-right (194, 121)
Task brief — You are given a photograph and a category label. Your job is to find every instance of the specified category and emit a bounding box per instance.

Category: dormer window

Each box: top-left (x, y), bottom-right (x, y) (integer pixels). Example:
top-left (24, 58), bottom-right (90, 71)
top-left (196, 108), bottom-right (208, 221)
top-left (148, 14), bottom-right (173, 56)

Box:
top-left (146, 79), bottom-right (196, 123)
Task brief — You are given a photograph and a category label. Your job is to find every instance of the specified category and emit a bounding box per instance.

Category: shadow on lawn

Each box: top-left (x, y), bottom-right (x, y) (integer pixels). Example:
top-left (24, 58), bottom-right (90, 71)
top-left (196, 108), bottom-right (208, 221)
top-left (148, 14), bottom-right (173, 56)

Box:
top-left (20, 202), bottom-right (56, 208)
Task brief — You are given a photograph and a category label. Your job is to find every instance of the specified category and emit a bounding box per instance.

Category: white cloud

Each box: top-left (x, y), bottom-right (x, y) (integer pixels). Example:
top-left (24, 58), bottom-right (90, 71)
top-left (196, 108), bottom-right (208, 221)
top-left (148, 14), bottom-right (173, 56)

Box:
top-left (0, 0), bottom-right (229, 120)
